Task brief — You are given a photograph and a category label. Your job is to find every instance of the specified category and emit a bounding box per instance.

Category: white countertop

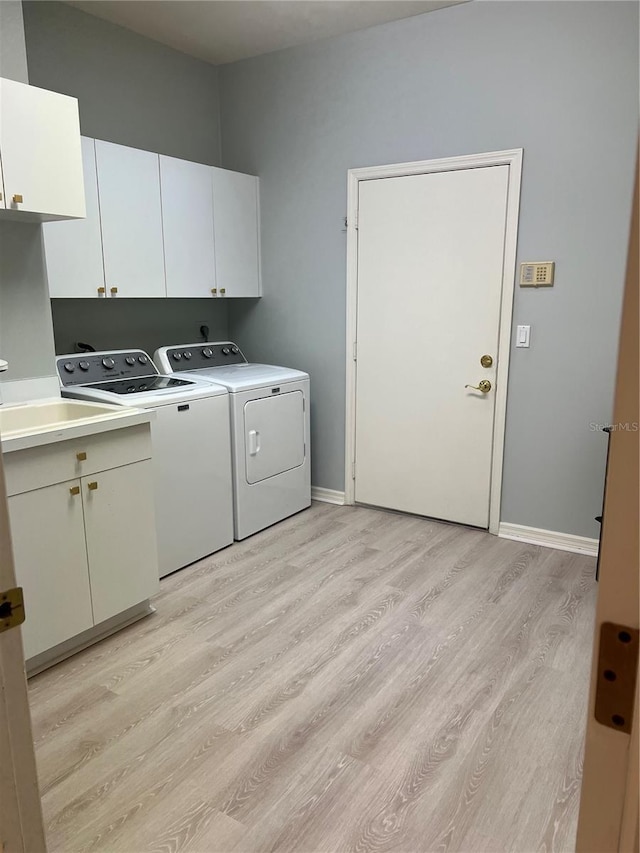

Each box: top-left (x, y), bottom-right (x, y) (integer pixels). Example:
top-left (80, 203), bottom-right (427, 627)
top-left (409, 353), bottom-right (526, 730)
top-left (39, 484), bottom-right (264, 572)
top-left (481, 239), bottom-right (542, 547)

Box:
top-left (0, 398), bottom-right (154, 453)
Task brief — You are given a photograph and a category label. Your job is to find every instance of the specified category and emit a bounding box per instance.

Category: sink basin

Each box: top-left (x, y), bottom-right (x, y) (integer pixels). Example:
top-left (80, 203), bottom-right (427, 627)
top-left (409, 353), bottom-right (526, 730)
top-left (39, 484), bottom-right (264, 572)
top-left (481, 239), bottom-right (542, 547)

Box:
top-left (0, 400), bottom-right (130, 436)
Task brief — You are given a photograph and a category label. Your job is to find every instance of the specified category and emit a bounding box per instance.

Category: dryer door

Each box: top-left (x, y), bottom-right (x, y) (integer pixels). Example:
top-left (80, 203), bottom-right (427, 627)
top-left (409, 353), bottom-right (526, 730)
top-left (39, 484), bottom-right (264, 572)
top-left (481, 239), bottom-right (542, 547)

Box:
top-left (244, 391), bottom-right (305, 484)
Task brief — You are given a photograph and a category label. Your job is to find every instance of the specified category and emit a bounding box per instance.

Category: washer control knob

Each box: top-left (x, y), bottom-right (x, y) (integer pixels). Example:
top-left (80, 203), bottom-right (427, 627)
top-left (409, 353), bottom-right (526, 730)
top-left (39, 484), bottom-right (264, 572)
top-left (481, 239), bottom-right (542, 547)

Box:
top-left (125, 356), bottom-right (136, 366)
top-left (139, 384), bottom-right (148, 391)
top-left (222, 347), bottom-right (230, 355)
top-left (63, 362), bottom-right (75, 373)
top-left (172, 352), bottom-right (182, 361)
top-left (231, 346), bottom-right (239, 354)
top-left (183, 351), bottom-right (192, 360)
top-left (138, 355), bottom-right (148, 365)
top-left (202, 348), bottom-right (213, 359)
top-left (102, 357), bottom-right (115, 370)
top-left (127, 386), bottom-right (135, 393)
top-left (79, 361), bottom-right (90, 371)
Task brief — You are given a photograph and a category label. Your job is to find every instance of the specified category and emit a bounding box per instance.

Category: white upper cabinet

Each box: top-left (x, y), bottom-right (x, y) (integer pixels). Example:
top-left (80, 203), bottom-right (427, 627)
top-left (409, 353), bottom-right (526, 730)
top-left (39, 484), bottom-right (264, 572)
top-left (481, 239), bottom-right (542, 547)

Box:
top-left (95, 140), bottom-right (166, 298)
top-left (0, 77), bottom-right (85, 221)
top-left (160, 154), bottom-right (216, 298)
top-left (212, 167), bottom-right (261, 298)
top-left (43, 137), bottom-right (105, 298)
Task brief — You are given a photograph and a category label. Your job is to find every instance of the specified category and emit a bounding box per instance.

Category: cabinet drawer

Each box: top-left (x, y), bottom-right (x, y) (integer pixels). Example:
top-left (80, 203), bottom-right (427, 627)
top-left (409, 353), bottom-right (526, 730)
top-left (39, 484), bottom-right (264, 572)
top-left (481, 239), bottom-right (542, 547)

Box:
top-left (4, 423), bottom-right (151, 496)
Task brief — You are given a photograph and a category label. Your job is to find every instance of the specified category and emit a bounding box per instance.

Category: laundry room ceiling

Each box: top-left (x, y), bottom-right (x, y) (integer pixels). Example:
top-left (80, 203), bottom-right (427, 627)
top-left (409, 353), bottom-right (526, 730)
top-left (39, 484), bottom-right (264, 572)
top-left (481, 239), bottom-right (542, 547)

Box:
top-left (65, 0), bottom-right (468, 65)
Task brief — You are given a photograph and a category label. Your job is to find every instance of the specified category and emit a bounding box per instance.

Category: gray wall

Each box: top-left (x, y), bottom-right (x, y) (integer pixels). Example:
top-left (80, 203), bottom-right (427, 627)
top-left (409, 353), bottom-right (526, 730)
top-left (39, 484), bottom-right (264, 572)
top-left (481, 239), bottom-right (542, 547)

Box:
top-left (220, 0), bottom-right (638, 538)
top-left (23, 1), bottom-right (221, 165)
top-left (0, 2), bottom-right (56, 384)
top-left (0, 224), bottom-right (57, 383)
top-left (22, 1), bottom-right (228, 357)
top-left (51, 299), bottom-right (229, 359)
top-left (0, 1), bottom-right (28, 82)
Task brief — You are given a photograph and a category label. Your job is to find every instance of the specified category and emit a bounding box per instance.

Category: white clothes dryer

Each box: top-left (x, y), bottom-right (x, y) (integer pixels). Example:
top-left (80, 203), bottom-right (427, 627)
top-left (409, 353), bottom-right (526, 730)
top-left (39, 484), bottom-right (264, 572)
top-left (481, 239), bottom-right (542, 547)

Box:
top-left (154, 342), bottom-right (310, 540)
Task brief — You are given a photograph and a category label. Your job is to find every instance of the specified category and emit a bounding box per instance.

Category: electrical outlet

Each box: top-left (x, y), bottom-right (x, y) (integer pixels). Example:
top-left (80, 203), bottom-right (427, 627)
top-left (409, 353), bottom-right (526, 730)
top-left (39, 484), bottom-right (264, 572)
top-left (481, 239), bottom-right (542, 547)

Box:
top-left (520, 261), bottom-right (555, 287)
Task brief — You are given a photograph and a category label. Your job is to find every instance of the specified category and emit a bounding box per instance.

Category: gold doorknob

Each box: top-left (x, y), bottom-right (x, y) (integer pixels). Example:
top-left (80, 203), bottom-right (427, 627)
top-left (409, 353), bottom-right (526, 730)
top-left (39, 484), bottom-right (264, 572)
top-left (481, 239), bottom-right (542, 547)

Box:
top-left (480, 355), bottom-right (493, 368)
top-left (69, 485), bottom-right (80, 496)
top-left (76, 451), bottom-right (87, 461)
top-left (465, 380), bottom-right (492, 393)
top-left (87, 481), bottom-right (98, 491)
top-left (12, 194), bottom-right (23, 204)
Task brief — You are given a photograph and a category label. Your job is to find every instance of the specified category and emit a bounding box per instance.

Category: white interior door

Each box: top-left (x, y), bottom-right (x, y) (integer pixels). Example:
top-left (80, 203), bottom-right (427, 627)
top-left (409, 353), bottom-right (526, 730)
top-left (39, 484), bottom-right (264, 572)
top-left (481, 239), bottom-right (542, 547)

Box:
top-left (354, 166), bottom-right (509, 528)
top-left (0, 446), bottom-right (46, 853)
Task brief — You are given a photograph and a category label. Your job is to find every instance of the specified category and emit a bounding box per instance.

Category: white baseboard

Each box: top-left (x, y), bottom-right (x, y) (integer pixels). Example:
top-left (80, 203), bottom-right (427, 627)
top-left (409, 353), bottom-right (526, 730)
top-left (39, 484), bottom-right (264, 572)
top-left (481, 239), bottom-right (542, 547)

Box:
top-left (311, 487), bottom-right (346, 506)
top-left (498, 522), bottom-right (599, 557)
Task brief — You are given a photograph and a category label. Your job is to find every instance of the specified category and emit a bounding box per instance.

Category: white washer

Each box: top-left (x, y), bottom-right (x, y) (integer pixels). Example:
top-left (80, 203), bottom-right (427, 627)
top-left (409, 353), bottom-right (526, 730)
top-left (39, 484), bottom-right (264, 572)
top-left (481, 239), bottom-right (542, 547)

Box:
top-left (57, 349), bottom-right (233, 577)
top-left (154, 342), bottom-right (310, 540)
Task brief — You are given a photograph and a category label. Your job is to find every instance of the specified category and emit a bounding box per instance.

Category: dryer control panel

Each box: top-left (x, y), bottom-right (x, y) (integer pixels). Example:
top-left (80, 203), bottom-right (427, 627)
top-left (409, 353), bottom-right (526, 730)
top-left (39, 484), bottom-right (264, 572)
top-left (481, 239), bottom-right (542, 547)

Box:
top-left (161, 342), bottom-right (247, 371)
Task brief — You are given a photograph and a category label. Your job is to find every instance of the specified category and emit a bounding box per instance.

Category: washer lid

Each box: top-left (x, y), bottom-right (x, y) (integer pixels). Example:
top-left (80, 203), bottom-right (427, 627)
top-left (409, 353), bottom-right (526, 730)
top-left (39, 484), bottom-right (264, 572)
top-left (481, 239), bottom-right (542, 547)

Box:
top-left (61, 375), bottom-right (228, 407)
top-left (183, 363), bottom-right (308, 392)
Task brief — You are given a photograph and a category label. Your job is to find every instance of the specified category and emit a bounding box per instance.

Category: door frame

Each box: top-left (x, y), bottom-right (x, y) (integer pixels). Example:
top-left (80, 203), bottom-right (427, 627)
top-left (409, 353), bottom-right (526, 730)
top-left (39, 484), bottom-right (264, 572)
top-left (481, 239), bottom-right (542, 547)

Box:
top-left (344, 148), bottom-right (523, 533)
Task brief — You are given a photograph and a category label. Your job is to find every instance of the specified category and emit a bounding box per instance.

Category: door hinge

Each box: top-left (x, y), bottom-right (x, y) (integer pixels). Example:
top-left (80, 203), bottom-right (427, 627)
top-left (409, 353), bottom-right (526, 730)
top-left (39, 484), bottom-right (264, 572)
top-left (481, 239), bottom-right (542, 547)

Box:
top-left (352, 461), bottom-right (356, 479)
top-left (0, 587), bottom-right (25, 634)
top-left (353, 341), bottom-right (357, 362)
top-left (594, 622), bottom-right (638, 734)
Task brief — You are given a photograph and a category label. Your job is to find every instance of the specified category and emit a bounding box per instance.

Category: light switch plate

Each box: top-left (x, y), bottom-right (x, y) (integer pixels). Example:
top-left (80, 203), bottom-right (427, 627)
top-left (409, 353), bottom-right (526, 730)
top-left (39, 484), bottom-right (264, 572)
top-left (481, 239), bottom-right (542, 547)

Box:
top-left (520, 261), bottom-right (555, 287)
top-left (516, 325), bottom-right (531, 348)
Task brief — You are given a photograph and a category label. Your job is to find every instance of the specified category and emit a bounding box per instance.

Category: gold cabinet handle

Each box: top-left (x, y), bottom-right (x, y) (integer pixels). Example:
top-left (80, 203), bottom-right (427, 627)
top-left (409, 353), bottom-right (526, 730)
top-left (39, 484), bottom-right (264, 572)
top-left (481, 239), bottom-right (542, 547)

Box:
top-left (220, 288), bottom-right (226, 295)
top-left (87, 481), bottom-right (98, 491)
top-left (110, 287), bottom-right (118, 296)
top-left (76, 451), bottom-right (87, 461)
top-left (69, 485), bottom-right (80, 496)
top-left (12, 194), bottom-right (23, 204)
top-left (97, 287), bottom-right (106, 297)
top-left (465, 380), bottom-right (492, 393)
top-left (211, 288), bottom-right (217, 296)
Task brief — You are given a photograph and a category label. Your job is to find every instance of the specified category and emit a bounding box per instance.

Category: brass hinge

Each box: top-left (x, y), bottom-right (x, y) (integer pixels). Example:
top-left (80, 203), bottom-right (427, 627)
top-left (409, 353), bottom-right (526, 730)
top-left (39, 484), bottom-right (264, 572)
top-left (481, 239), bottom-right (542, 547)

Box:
top-left (594, 622), bottom-right (638, 733)
top-left (0, 587), bottom-right (25, 634)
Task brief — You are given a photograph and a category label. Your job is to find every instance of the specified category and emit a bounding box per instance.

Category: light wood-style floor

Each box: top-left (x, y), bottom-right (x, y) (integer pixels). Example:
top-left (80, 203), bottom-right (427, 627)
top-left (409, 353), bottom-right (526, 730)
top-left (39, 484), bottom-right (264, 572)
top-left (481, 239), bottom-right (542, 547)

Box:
top-left (29, 502), bottom-right (597, 853)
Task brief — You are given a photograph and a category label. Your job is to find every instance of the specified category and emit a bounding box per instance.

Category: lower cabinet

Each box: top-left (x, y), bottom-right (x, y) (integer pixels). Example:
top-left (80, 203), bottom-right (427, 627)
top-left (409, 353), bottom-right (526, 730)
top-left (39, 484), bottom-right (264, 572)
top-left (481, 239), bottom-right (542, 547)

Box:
top-left (82, 460), bottom-right (157, 624)
top-left (5, 427), bottom-right (159, 662)
top-left (8, 480), bottom-right (94, 660)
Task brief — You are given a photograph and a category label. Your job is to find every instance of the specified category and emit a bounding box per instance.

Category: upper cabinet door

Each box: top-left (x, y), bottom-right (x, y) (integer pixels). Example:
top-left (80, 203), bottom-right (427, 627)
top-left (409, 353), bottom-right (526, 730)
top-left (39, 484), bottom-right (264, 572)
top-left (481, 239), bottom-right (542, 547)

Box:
top-left (160, 155), bottom-right (216, 298)
top-left (95, 140), bottom-right (166, 298)
top-left (43, 137), bottom-right (105, 298)
top-left (0, 78), bottom-right (85, 220)
top-left (212, 168), bottom-right (261, 298)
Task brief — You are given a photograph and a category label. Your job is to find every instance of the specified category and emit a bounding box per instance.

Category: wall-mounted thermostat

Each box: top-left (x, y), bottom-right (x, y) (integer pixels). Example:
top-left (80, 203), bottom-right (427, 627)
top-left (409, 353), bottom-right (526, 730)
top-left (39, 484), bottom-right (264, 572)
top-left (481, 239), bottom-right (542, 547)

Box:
top-left (520, 261), bottom-right (555, 287)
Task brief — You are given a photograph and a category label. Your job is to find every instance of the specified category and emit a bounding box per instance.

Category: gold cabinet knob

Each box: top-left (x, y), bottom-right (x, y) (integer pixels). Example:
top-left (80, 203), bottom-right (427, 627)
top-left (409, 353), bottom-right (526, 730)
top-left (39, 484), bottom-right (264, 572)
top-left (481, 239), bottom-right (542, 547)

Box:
top-left (12, 194), bottom-right (23, 204)
top-left (465, 380), bottom-right (492, 393)
top-left (220, 288), bottom-right (226, 295)
top-left (69, 485), bottom-right (80, 496)
top-left (97, 287), bottom-right (106, 296)
top-left (76, 451), bottom-right (87, 461)
top-left (211, 288), bottom-right (217, 296)
top-left (87, 481), bottom-right (98, 491)
top-left (480, 355), bottom-right (493, 368)
top-left (110, 287), bottom-right (118, 296)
